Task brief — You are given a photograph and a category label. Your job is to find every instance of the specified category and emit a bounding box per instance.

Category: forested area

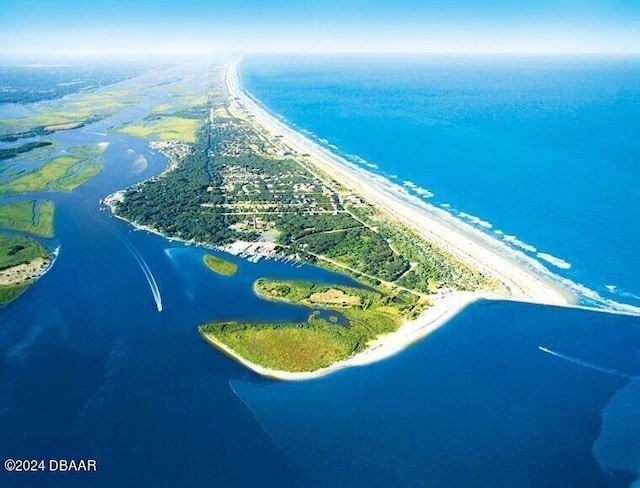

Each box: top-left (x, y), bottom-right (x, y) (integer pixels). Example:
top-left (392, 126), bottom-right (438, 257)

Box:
top-left (115, 112), bottom-right (493, 295)
top-left (115, 124), bottom-right (238, 244)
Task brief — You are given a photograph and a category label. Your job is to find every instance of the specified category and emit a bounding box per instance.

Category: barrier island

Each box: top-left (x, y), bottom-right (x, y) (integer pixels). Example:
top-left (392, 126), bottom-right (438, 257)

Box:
top-left (110, 60), bottom-right (571, 379)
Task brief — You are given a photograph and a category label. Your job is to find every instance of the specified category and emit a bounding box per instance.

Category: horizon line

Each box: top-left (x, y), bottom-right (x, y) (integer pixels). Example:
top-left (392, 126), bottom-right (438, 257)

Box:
top-left (2, 50), bottom-right (640, 62)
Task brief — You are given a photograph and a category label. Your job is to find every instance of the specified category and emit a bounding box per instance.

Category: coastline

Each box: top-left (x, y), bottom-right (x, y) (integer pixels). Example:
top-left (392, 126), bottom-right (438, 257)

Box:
top-left (108, 59), bottom-right (602, 381)
top-left (225, 59), bottom-right (572, 307)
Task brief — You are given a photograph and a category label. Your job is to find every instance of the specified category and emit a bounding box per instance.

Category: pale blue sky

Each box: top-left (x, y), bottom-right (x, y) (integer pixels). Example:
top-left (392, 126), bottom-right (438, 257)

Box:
top-left (3, 0), bottom-right (640, 59)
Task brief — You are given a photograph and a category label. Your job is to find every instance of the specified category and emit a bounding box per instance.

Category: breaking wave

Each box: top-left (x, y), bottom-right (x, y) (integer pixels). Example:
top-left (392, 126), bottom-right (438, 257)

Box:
top-left (503, 234), bottom-right (538, 253)
top-left (458, 212), bottom-right (492, 229)
top-left (537, 252), bottom-right (572, 270)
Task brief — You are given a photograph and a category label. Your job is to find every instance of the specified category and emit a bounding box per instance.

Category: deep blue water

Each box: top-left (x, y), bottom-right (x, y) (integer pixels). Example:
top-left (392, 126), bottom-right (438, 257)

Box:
top-left (0, 59), bottom-right (639, 487)
top-left (234, 301), bottom-right (640, 488)
top-left (241, 54), bottom-right (640, 311)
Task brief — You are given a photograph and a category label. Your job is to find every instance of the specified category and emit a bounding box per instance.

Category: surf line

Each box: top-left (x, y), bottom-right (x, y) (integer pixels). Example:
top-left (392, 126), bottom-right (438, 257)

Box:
top-left (538, 346), bottom-right (633, 379)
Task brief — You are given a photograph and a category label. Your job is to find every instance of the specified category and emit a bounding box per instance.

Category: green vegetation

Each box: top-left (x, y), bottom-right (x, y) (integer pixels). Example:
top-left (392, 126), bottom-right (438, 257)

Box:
top-left (0, 142), bottom-right (57, 183)
top-left (200, 278), bottom-right (424, 372)
top-left (378, 221), bottom-right (499, 293)
top-left (110, 85), bottom-right (498, 373)
top-left (1, 145), bottom-right (104, 194)
top-left (117, 78), bottom-right (209, 143)
top-left (0, 126), bottom-right (56, 143)
top-left (200, 320), bottom-right (362, 372)
top-left (0, 232), bottom-right (50, 307)
top-left (0, 232), bottom-right (48, 270)
top-left (115, 125), bottom-right (236, 244)
top-left (148, 76), bottom-right (209, 116)
top-left (203, 254), bottom-right (237, 276)
top-left (115, 115), bottom-right (414, 286)
top-left (0, 141), bottom-right (53, 161)
top-left (0, 200), bottom-right (55, 237)
top-left (255, 278), bottom-right (419, 325)
top-left (295, 226), bottom-right (408, 281)
top-left (0, 283), bottom-right (30, 307)
top-left (0, 87), bottom-right (140, 141)
top-left (118, 115), bottom-right (201, 143)
top-left (342, 203), bottom-right (500, 294)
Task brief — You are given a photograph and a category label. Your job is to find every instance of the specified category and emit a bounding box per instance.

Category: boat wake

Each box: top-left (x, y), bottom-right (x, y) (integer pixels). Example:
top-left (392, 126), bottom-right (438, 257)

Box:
top-left (538, 346), bottom-right (633, 379)
top-left (119, 235), bottom-right (163, 312)
top-left (91, 210), bottom-right (163, 312)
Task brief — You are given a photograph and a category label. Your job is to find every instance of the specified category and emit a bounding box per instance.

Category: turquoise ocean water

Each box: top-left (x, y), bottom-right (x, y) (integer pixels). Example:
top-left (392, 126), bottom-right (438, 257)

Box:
top-left (242, 54), bottom-right (640, 312)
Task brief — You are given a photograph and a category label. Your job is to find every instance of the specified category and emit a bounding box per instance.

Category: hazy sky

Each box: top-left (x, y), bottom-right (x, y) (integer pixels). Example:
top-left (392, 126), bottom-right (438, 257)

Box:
top-left (3, 0), bottom-right (640, 59)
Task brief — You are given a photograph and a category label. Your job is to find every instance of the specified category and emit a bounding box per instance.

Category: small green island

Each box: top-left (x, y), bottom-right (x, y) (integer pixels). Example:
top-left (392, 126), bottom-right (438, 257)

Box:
top-left (203, 254), bottom-right (238, 276)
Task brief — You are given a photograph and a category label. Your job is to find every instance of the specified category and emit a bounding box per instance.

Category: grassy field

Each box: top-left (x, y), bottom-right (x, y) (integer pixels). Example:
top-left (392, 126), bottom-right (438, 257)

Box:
top-left (0, 88), bottom-right (138, 134)
top-left (150, 95), bottom-right (208, 116)
top-left (118, 116), bottom-right (200, 143)
top-left (0, 232), bottom-right (50, 307)
top-left (0, 200), bottom-right (55, 237)
top-left (203, 254), bottom-right (238, 276)
top-left (0, 232), bottom-right (48, 270)
top-left (200, 320), bottom-right (362, 372)
top-left (0, 283), bottom-right (29, 308)
top-left (200, 278), bottom-right (423, 372)
top-left (1, 145), bottom-right (104, 194)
